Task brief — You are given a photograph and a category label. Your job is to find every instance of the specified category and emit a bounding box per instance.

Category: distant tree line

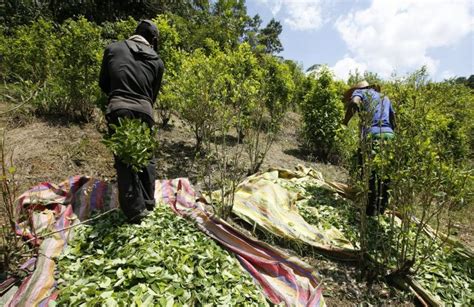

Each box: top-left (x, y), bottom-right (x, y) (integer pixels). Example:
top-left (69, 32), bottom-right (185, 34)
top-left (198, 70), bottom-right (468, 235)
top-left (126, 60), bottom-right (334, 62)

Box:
top-left (0, 0), bottom-right (283, 55)
top-left (454, 75), bottom-right (474, 89)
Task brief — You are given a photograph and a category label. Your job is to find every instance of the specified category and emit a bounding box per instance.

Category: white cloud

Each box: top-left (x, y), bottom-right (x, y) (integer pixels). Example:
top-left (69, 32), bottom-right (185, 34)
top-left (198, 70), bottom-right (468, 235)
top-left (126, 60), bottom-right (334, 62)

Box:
top-left (334, 0), bottom-right (473, 79)
top-left (283, 0), bottom-right (325, 31)
top-left (332, 57), bottom-right (367, 80)
top-left (256, 0), bottom-right (326, 31)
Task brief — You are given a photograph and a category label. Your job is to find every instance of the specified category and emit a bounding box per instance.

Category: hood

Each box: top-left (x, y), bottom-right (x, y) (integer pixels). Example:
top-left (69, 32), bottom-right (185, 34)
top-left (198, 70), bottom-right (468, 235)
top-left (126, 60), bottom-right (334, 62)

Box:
top-left (125, 35), bottom-right (158, 60)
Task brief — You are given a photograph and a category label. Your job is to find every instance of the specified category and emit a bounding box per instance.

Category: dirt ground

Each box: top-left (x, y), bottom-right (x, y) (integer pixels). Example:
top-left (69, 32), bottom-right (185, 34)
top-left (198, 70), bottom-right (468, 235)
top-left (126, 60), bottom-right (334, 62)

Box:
top-left (5, 111), bottom-right (346, 191)
top-left (2, 108), bottom-right (471, 306)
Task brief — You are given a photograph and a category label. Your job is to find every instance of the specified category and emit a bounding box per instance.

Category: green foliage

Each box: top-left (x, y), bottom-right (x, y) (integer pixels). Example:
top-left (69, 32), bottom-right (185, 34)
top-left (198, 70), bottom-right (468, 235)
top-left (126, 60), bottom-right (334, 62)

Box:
top-left (301, 68), bottom-right (345, 161)
top-left (2, 17), bottom-right (103, 120)
top-left (381, 70), bottom-right (473, 208)
top-left (57, 206), bottom-right (267, 305)
top-left (51, 17), bottom-right (103, 119)
top-left (260, 55), bottom-right (295, 125)
top-left (171, 42), bottom-right (295, 217)
top-left (152, 15), bottom-right (183, 127)
top-left (417, 244), bottom-right (473, 304)
top-left (3, 0), bottom-right (161, 25)
top-left (284, 60), bottom-right (306, 111)
top-left (292, 181), bottom-right (473, 305)
top-left (344, 68), bottom-right (473, 304)
top-left (208, 43), bottom-right (263, 218)
top-left (172, 42), bottom-right (263, 146)
top-left (244, 54), bottom-right (295, 173)
top-left (347, 69), bottom-right (382, 87)
top-left (256, 18), bottom-right (283, 54)
top-left (297, 186), bottom-right (359, 244)
top-left (101, 17), bottom-right (137, 42)
top-left (166, 0), bottom-right (250, 52)
top-left (2, 1), bottom-right (287, 123)
top-left (1, 0), bottom-right (47, 28)
top-left (171, 39), bottom-right (294, 174)
top-left (171, 48), bottom-right (219, 148)
top-left (382, 68), bottom-right (473, 166)
top-left (0, 29), bottom-right (7, 81)
top-left (103, 118), bottom-right (157, 173)
top-left (1, 18), bottom-right (56, 83)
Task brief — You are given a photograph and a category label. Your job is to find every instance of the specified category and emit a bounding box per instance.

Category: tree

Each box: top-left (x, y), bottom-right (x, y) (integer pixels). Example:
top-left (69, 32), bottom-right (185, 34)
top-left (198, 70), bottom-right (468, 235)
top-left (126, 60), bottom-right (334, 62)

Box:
top-left (244, 54), bottom-right (295, 173)
top-left (257, 18), bottom-right (283, 54)
top-left (454, 75), bottom-right (474, 89)
top-left (166, 0), bottom-right (250, 52)
top-left (2, 0), bottom-right (220, 25)
top-left (468, 75), bottom-right (474, 89)
top-left (301, 68), bottom-right (344, 161)
top-left (242, 14), bottom-right (262, 49)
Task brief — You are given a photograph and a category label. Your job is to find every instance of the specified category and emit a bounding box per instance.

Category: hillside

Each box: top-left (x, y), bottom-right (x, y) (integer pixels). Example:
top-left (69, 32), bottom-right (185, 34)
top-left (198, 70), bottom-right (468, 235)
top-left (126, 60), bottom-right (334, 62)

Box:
top-left (3, 107), bottom-right (472, 305)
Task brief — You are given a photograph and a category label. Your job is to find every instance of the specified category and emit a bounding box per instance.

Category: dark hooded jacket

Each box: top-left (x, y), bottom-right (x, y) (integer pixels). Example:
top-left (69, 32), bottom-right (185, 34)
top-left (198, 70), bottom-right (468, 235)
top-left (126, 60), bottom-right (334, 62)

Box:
top-left (99, 36), bottom-right (164, 120)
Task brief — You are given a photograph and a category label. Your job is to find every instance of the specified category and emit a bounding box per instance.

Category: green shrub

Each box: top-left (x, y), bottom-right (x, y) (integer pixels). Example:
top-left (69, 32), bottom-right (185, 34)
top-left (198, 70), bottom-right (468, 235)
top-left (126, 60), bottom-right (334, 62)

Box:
top-left (171, 47), bottom-right (220, 149)
top-left (152, 15), bottom-right (182, 127)
top-left (244, 53), bottom-right (295, 174)
top-left (348, 68), bottom-right (473, 283)
top-left (2, 17), bottom-right (104, 120)
top-left (1, 18), bottom-right (56, 83)
top-left (50, 17), bottom-right (103, 120)
top-left (101, 17), bottom-right (137, 42)
top-left (301, 68), bottom-right (345, 162)
top-left (384, 71), bottom-right (473, 163)
top-left (259, 54), bottom-right (295, 130)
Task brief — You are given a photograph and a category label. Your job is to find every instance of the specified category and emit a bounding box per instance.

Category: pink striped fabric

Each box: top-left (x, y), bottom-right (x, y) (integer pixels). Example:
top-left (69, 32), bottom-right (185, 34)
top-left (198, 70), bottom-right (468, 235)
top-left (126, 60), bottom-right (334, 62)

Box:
top-left (155, 178), bottom-right (325, 306)
top-left (6, 176), bottom-right (117, 306)
top-left (7, 176), bottom-right (324, 307)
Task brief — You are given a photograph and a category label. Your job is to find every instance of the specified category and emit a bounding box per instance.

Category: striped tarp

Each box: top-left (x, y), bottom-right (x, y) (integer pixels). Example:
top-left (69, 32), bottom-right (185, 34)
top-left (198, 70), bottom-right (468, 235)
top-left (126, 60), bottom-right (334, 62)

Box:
top-left (222, 167), bottom-right (360, 259)
top-left (7, 175), bottom-right (325, 306)
top-left (156, 178), bottom-right (325, 306)
top-left (6, 176), bottom-right (117, 306)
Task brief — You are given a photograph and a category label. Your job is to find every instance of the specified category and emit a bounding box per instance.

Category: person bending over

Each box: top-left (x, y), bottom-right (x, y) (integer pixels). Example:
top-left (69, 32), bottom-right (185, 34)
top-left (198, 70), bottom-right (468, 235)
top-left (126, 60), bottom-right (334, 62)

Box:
top-left (99, 20), bottom-right (164, 223)
top-left (343, 80), bottom-right (396, 216)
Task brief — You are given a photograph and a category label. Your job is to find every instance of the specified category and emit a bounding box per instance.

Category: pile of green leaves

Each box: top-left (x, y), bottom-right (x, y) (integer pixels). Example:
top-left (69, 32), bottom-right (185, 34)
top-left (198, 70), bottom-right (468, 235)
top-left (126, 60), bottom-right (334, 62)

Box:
top-left (103, 118), bottom-right (158, 172)
top-left (362, 215), bottom-right (473, 305)
top-left (300, 187), bottom-right (473, 304)
top-left (417, 245), bottom-right (473, 304)
top-left (276, 179), bottom-right (472, 304)
top-left (57, 205), bottom-right (267, 305)
top-left (296, 185), bottom-right (359, 245)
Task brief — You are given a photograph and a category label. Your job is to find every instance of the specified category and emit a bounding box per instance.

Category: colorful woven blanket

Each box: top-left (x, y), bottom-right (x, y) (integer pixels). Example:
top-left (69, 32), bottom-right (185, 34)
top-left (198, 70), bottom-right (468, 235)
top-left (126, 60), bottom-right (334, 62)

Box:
top-left (5, 176), bottom-right (325, 306)
top-left (7, 176), bottom-right (118, 306)
top-left (156, 178), bottom-right (325, 306)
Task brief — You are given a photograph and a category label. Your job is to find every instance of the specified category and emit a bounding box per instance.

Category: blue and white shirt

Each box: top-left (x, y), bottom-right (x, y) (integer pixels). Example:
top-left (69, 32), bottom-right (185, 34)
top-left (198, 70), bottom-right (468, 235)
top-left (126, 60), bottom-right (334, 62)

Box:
top-left (352, 88), bottom-right (395, 135)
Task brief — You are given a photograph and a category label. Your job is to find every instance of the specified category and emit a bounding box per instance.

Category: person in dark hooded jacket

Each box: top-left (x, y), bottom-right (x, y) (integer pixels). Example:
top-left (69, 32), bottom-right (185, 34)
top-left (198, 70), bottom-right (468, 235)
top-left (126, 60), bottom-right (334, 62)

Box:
top-left (99, 20), bottom-right (164, 223)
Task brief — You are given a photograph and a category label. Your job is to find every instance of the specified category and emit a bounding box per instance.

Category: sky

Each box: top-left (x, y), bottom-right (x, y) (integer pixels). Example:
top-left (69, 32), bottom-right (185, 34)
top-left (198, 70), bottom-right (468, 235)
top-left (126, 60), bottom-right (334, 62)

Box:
top-left (246, 0), bottom-right (474, 81)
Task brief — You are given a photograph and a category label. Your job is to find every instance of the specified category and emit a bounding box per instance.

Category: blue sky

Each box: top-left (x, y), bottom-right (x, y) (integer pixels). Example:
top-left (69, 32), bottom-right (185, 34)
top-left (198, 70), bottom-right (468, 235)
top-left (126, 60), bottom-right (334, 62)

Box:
top-left (246, 0), bottom-right (474, 81)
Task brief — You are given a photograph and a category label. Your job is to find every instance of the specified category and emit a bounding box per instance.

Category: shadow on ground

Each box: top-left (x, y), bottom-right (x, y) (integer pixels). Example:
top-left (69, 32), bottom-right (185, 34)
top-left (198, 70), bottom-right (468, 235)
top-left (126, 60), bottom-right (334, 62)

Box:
top-left (156, 139), bottom-right (200, 181)
top-left (283, 147), bottom-right (316, 162)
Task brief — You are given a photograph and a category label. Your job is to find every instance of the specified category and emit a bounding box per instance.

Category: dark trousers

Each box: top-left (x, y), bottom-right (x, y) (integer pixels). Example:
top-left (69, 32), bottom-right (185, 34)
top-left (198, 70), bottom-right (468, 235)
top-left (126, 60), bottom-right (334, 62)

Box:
top-left (357, 133), bottom-right (394, 216)
top-left (367, 171), bottom-right (390, 216)
top-left (106, 109), bottom-right (156, 220)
